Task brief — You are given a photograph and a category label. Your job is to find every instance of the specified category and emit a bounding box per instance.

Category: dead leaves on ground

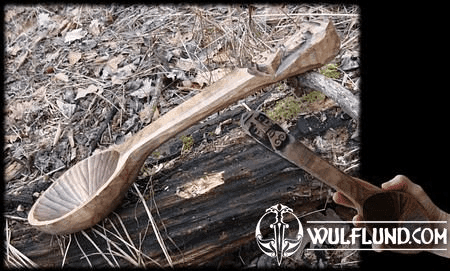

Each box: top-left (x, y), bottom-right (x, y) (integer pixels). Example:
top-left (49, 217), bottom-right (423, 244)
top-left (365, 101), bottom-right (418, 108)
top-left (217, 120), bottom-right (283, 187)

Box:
top-left (4, 3), bottom-right (360, 211)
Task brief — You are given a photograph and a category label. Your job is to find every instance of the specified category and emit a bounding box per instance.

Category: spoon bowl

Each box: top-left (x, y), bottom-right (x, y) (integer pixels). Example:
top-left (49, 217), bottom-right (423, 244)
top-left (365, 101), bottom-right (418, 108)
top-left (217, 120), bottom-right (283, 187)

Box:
top-left (362, 190), bottom-right (434, 249)
top-left (28, 150), bottom-right (127, 234)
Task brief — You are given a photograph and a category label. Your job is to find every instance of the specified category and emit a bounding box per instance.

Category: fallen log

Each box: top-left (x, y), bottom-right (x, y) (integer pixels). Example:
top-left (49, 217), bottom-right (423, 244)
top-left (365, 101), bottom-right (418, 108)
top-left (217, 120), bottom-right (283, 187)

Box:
top-left (10, 102), bottom-right (357, 268)
top-left (297, 71), bottom-right (360, 120)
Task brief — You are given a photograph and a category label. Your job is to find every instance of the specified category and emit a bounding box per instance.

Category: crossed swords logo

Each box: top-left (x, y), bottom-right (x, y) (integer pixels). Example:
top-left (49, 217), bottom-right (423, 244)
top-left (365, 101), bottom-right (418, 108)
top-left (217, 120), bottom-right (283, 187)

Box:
top-left (255, 203), bottom-right (303, 265)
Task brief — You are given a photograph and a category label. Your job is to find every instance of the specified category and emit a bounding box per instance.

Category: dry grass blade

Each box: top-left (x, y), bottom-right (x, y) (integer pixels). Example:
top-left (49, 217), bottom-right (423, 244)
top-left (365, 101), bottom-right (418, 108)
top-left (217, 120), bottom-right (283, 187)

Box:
top-left (61, 234), bottom-right (72, 267)
top-left (99, 217), bottom-right (160, 267)
top-left (109, 212), bottom-right (156, 266)
top-left (98, 223), bottom-right (121, 266)
top-left (5, 243), bottom-right (39, 268)
top-left (145, 179), bottom-right (184, 262)
top-left (74, 233), bottom-right (92, 267)
top-left (91, 228), bottom-right (139, 266)
top-left (5, 219), bottom-right (39, 268)
top-left (102, 219), bottom-right (162, 267)
top-left (105, 215), bottom-right (137, 260)
top-left (133, 183), bottom-right (173, 268)
top-left (80, 230), bottom-right (115, 267)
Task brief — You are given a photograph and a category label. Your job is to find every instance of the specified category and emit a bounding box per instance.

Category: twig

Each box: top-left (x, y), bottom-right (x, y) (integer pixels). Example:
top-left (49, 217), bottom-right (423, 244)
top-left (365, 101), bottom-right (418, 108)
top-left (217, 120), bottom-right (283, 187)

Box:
top-left (146, 76), bottom-right (163, 123)
top-left (297, 72), bottom-right (360, 120)
top-left (146, 178), bottom-right (184, 264)
top-left (89, 103), bottom-right (119, 155)
top-left (34, 165), bottom-right (66, 182)
top-left (240, 102), bottom-right (252, 112)
top-left (4, 214), bottom-right (28, 221)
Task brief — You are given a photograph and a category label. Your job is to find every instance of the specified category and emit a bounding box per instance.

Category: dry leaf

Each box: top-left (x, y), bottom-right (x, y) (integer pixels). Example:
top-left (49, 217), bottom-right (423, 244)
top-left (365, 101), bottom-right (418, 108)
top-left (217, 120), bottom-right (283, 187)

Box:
top-left (117, 63), bottom-right (136, 76)
top-left (212, 50), bottom-right (230, 63)
top-left (139, 104), bottom-right (154, 124)
top-left (64, 28), bottom-right (87, 43)
top-left (54, 72), bottom-right (69, 82)
top-left (7, 100), bottom-right (34, 121)
top-left (37, 13), bottom-right (51, 27)
top-left (111, 63), bottom-right (136, 85)
top-left (33, 86), bottom-right (46, 100)
top-left (68, 51), bottom-right (82, 65)
top-left (88, 19), bottom-right (101, 36)
top-left (46, 49), bottom-right (61, 63)
top-left (75, 84), bottom-right (98, 100)
top-left (177, 58), bottom-right (197, 71)
top-left (111, 75), bottom-right (124, 85)
top-left (5, 160), bottom-right (24, 183)
top-left (56, 100), bottom-right (76, 118)
top-left (106, 55), bottom-right (124, 73)
top-left (130, 78), bottom-right (153, 98)
top-left (166, 69), bottom-right (187, 81)
top-left (15, 50), bottom-right (29, 70)
top-left (5, 134), bottom-right (21, 143)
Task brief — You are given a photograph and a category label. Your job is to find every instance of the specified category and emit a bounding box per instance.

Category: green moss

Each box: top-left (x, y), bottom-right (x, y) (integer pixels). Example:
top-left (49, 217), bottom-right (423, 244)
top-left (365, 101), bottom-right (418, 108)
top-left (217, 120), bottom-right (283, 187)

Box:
top-left (180, 135), bottom-right (194, 152)
top-left (265, 91), bottom-right (325, 122)
top-left (151, 151), bottom-right (161, 159)
top-left (300, 90), bottom-right (325, 104)
top-left (320, 63), bottom-right (340, 79)
top-left (266, 96), bottom-right (302, 122)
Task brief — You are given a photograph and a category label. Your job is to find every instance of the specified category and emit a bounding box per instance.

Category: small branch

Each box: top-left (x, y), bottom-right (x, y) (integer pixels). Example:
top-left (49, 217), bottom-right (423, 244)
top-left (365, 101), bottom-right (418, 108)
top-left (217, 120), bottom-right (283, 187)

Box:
top-left (296, 71), bottom-right (360, 120)
top-left (89, 103), bottom-right (119, 155)
top-left (146, 77), bottom-right (163, 124)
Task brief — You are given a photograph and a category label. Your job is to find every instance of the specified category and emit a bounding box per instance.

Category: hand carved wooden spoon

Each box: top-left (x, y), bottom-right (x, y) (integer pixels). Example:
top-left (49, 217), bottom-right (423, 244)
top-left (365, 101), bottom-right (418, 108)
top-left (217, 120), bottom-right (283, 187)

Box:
top-left (28, 20), bottom-right (340, 234)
